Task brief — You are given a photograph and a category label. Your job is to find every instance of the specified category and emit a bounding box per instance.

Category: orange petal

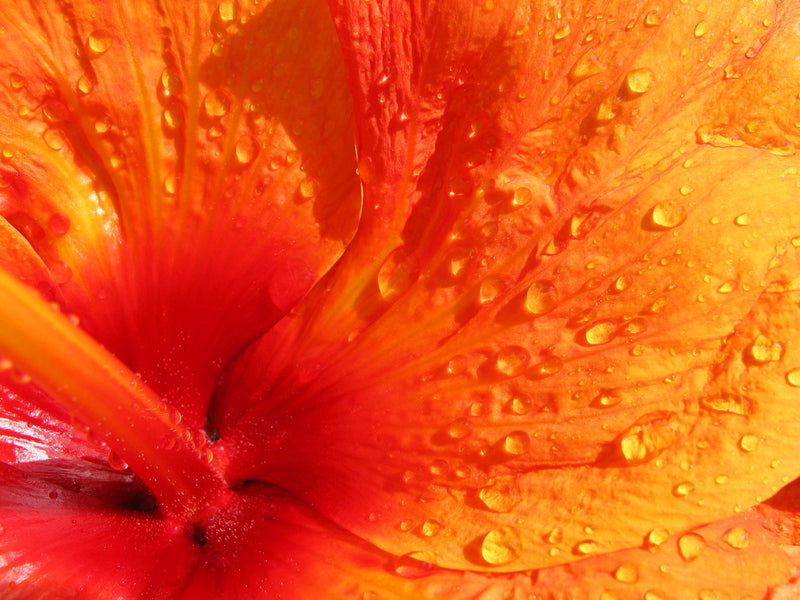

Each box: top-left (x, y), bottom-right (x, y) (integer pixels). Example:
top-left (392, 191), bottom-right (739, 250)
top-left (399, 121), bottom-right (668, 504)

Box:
top-left (216, 0), bottom-right (800, 573)
top-left (0, 0), bottom-right (360, 425)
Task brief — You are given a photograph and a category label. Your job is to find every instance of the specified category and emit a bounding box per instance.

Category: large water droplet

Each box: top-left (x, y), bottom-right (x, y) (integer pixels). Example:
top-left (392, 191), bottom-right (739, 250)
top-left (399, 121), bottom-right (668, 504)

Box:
top-left (746, 334), bottom-right (783, 364)
top-left (203, 90), bottom-right (231, 117)
top-left (496, 346), bottom-right (530, 376)
top-left (502, 431), bottom-right (529, 455)
top-left (87, 30), bottom-right (113, 55)
top-left (235, 135), bottom-right (259, 164)
top-left (160, 67), bottom-right (183, 99)
top-left (583, 321), bottom-right (615, 345)
top-left (623, 68), bottom-right (655, 96)
top-left (480, 526), bottom-right (522, 565)
top-left (647, 201), bottom-right (685, 229)
top-left (646, 527), bottom-right (670, 548)
top-left (217, 0), bottom-right (237, 22)
top-left (525, 280), bottom-right (558, 315)
top-left (677, 532), bottom-right (705, 561)
top-left (573, 539), bottom-right (598, 555)
top-left (614, 563), bottom-right (639, 584)
top-left (721, 526), bottom-right (749, 549)
top-left (618, 412), bottom-right (678, 464)
top-left (478, 476), bottom-right (519, 512)
top-left (107, 451), bottom-right (129, 471)
top-left (48, 212), bottom-right (71, 236)
top-left (738, 434), bottom-right (759, 452)
top-left (420, 519), bottom-right (442, 537)
top-left (479, 276), bottom-right (509, 304)
top-left (786, 368), bottom-right (800, 387)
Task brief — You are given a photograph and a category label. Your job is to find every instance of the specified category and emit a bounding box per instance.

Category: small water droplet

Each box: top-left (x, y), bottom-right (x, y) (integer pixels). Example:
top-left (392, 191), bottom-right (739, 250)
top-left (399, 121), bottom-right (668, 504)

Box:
top-left (299, 178), bottom-right (319, 198)
top-left (502, 431), bottom-right (529, 455)
top-left (678, 532), bottom-right (705, 561)
top-left (614, 563), bottom-right (639, 584)
top-left (644, 10), bottom-right (661, 26)
top-left (43, 129), bottom-right (66, 151)
top-left (478, 476), bottom-right (519, 512)
top-left (646, 527), bottom-right (670, 548)
top-left (722, 526), bottom-right (749, 549)
top-left (420, 519), bottom-right (442, 537)
top-left (393, 552), bottom-right (436, 578)
top-left (447, 419), bottom-right (471, 440)
top-left (624, 68), bottom-right (655, 96)
top-left (739, 434), bottom-right (759, 452)
top-left (525, 280), bottom-right (558, 315)
top-left (162, 105), bottom-right (184, 130)
top-left (553, 25), bottom-right (570, 41)
top-left (694, 21), bottom-right (709, 37)
top-left (446, 355), bottom-right (467, 376)
top-left (512, 186), bottom-right (532, 207)
top-left (584, 321), bottom-right (615, 346)
top-left (612, 275), bottom-right (631, 292)
top-left (76, 74), bottom-right (93, 95)
top-left (217, 0), bottom-right (237, 22)
top-left (87, 30), bottom-right (113, 55)
top-left (546, 527), bottom-right (563, 544)
top-left (480, 526), bottom-right (522, 565)
top-left (509, 396), bottom-right (532, 415)
top-left (496, 346), bottom-right (530, 376)
top-left (531, 356), bottom-right (563, 378)
top-left (479, 276), bottom-right (508, 304)
top-left (107, 451), bottom-right (129, 471)
top-left (673, 481), bottom-right (695, 497)
top-left (235, 135), bottom-right (259, 164)
top-left (9, 73), bottom-right (25, 91)
top-left (377, 248), bottom-right (418, 301)
top-left (734, 213), bottom-right (750, 226)
top-left (569, 50), bottom-right (606, 82)
top-left (716, 280), bottom-right (736, 294)
top-left (573, 540), bottom-right (598, 555)
top-left (203, 90), bottom-right (230, 117)
top-left (647, 201), bottom-right (685, 229)
top-left (786, 368), bottom-right (800, 387)
top-left (160, 67), bottom-right (182, 98)
top-left (48, 212), bottom-right (71, 236)
top-left (618, 412), bottom-right (678, 464)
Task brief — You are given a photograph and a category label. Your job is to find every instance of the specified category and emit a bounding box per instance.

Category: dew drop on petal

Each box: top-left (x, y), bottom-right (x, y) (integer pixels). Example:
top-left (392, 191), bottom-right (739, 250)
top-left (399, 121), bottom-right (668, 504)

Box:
top-left (479, 276), bottom-right (507, 304)
top-left (497, 346), bottom-right (530, 376)
top-left (647, 201), bottom-right (685, 229)
top-left (531, 356), bottom-right (563, 378)
top-left (673, 481), bottom-right (695, 497)
top-left (569, 50), bottom-right (606, 82)
top-left (734, 213), bottom-right (750, 226)
top-left (235, 135), bottom-right (259, 164)
top-left (478, 476), bottom-right (520, 513)
top-left (739, 434), bottom-right (759, 452)
top-left (618, 413), bottom-right (678, 464)
top-left (694, 21), bottom-right (709, 37)
top-left (786, 368), bottom-right (800, 387)
top-left (593, 390), bottom-right (622, 408)
top-left (716, 280), bottom-right (736, 294)
top-left (525, 280), bottom-right (558, 315)
top-left (614, 563), bottom-right (639, 584)
top-left (512, 187), bottom-right (532, 207)
top-left (722, 527), bottom-right (750, 549)
top-left (678, 532), bottom-right (705, 561)
top-left (646, 528), bottom-right (670, 548)
top-left (420, 520), bottom-right (442, 537)
top-left (583, 321), bottom-right (615, 346)
top-left (446, 355), bottom-right (467, 376)
top-left (502, 431), bottom-right (529, 455)
top-left (217, 0), bottom-right (237, 22)
top-left (612, 275), bottom-right (631, 292)
top-left (377, 248), bottom-right (418, 301)
top-left (480, 526), bottom-right (522, 565)
top-left (546, 527), bottom-right (563, 544)
top-left (573, 540), bottom-right (598, 556)
top-left (43, 129), bottom-right (65, 151)
top-left (76, 75), bottom-right (93, 95)
top-left (107, 451), bottom-right (129, 471)
top-left (509, 396), bottom-right (532, 415)
top-left (203, 90), bottom-right (230, 117)
top-left (87, 30), bottom-right (113, 55)
top-left (624, 68), bottom-right (655, 96)
top-left (447, 419), bottom-right (471, 440)
top-left (48, 212), bottom-right (70, 236)
top-left (393, 552), bottom-right (436, 578)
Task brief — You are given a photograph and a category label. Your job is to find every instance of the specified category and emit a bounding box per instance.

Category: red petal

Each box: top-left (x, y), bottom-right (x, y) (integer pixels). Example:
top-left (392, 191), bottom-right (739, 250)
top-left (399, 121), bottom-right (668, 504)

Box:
top-left (216, 0), bottom-right (800, 574)
top-left (0, 0), bottom-right (360, 425)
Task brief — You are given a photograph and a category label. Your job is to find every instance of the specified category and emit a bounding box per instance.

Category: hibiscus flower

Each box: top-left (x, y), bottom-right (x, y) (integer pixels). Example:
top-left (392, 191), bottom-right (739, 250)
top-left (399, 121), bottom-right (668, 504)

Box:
top-left (1, 0), bottom-right (800, 597)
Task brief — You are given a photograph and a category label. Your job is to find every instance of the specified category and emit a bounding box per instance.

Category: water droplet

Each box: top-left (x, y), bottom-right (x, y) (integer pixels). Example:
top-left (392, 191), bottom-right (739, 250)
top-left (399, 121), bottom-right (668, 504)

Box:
top-left (734, 213), bottom-right (750, 226)
top-left (677, 532), bottom-right (705, 561)
top-left (87, 30), bottom-right (113, 55)
top-left (746, 334), bottom-right (782, 364)
top-left (393, 552), bottom-right (435, 578)
top-left (716, 280), bottom-right (736, 294)
top-left (43, 129), bottom-right (66, 151)
top-left (644, 10), bottom-right (661, 26)
top-left (502, 431), bottom-right (529, 455)
top-left (699, 394), bottom-right (751, 416)
top-left (622, 318), bottom-right (647, 336)
top-left (593, 390), bottom-right (621, 408)
top-left (553, 25), bottom-right (570, 41)
top-left (612, 275), bottom-right (631, 292)
top-left (647, 201), bottom-right (685, 229)
top-left (573, 540), bottom-right (598, 555)
top-left (614, 563), bottom-right (639, 584)
top-left (107, 451), bottom-right (129, 471)
top-left (235, 135), bottom-right (259, 164)
top-left (509, 396), bottom-right (532, 415)
top-left (645, 591), bottom-right (667, 600)
top-left (646, 528), bottom-right (670, 548)
top-left (694, 21), bottom-right (709, 37)
top-left (217, 0), bottom-right (237, 22)
top-left (739, 434), bottom-right (759, 452)
top-left (624, 68), bottom-right (655, 96)
top-left (48, 212), bottom-right (70, 236)
top-left (420, 519), bottom-right (442, 537)
top-left (786, 368), bottom-right (800, 387)
top-left (496, 346), bottom-right (530, 376)
top-left (546, 527), bottom-right (563, 544)
top-left (203, 90), bottom-right (230, 117)
top-left (583, 321), bottom-right (615, 345)
top-left (512, 187), bottom-right (532, 207)
top-left (479, 276), bottom-right (508, 304)
top-left (299, 179), bottom-right (319, 199)
top-left (162, 105), bottom-right (184, 130)
top-left (618, 412), bottom-right (678, 464)
top-left (525, 280), bottom-right (558, 315)
top-left (448, 248), bottom-right (471, 278)
top-left (9, 73), bottom-right (24, 91)
top-left (569, 50), bottom-right (606, 82)
top-left (447, 419), bottom-right (471, 440)
top-left (531, 356), bottom-right (563, 378)
top-left (673, 481), bottom-right (695, 497)
top-left (478, 476), bottom-right (519, 512)
top-left (446, 355), bottom-right (467, 376)
top-left (76, 75), bottom-right (93, 95)
top-left (722, 526), bottom-right (749, 549)
top-left (160, 68), bottom-right (183, 98)
top-left (377, 248), bottom-right (418, 301)
top-left (481, 526), bottom-right (522, 565)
